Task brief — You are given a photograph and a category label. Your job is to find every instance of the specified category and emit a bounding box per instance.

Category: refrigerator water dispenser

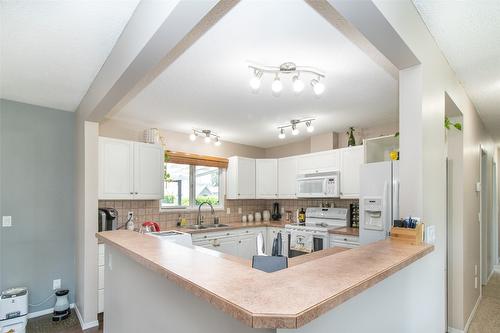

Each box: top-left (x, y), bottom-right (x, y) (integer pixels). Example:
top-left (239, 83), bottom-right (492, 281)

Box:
top-left (363, 197), bottom-right (384, 231)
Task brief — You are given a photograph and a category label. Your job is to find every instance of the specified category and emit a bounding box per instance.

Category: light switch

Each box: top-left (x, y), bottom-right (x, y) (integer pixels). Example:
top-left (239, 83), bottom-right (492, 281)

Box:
top-left (53, 279), bottom-right (61, 290)
top-left (425, 225), bottom-right (436, 244)
top-left (476, 182), bottom-right (481, 192)
top-left (2, 216), bottom-right (12, 227)
top-left (238, 207), bottom-right (242, 214)
top-left (226, 208), bottom-right (231, 214)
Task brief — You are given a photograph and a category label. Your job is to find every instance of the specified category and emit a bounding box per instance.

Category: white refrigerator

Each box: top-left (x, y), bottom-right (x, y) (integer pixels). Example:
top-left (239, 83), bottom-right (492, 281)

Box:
top-left (359, 161), bottom-right (399, 245)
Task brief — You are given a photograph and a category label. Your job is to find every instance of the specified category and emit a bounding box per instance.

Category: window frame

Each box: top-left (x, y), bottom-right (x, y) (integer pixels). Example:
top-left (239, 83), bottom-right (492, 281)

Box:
top-left (161, 162), bottom-right (225, 212)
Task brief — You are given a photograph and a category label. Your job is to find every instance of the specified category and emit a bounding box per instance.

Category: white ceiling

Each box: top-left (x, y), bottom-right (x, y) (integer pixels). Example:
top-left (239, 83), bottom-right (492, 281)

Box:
top-left (116, 0), bottom-right (398, 148)
top-left (0, 0), bottom-right (140, 111)
top-left (413, 0), bottom-right (500, 142)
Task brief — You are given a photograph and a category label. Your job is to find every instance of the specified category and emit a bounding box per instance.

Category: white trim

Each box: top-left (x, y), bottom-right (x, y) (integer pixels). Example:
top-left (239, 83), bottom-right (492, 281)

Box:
top-left (74, 304), bottom-right (99, 330)
top-left (487, 269), bottom-right (496, 283)
top-left (494, 264), bottom-right (500, 273)
top-left (27, 303), bottom-right (75, 319)
top-left (447, 327), bottom-right (464, 333)
top-left (464, 295), bottom-right (482, 333)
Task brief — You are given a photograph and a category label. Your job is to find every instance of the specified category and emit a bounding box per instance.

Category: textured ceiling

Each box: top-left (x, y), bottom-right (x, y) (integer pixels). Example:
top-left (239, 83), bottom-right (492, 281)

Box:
top-left (0, 0), bottom-right (140, 111)
top-left (116, 0), bottom-right (398, 148)
top-left (414, 0), bottom-right (500, 141)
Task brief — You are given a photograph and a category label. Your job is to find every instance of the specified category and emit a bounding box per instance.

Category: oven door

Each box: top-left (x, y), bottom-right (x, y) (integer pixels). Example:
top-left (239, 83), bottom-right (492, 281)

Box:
top-left (296, 177), bottom-right (327, 198)
top-left (287, 233), bottom-right (325, 258)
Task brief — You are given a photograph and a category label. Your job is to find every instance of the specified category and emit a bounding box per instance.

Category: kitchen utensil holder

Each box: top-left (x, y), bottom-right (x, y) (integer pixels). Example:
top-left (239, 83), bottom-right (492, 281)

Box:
top-left (390, 224), bottom-right (424, 245)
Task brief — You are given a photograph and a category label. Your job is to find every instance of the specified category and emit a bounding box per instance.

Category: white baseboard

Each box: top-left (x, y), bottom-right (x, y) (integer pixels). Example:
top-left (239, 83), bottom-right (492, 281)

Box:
top-left (464, 295), bottom-right (482, 333)
top-left (494, 264), bottom-right (500, 273)
top-left (447, 327), bottom-right (464, 333)
top-left (488, 269), bottom-right (495, 283)
top-left (74, 304), bottom-right (99, 330)
top-left (27, 303), bottom-right (75, 319)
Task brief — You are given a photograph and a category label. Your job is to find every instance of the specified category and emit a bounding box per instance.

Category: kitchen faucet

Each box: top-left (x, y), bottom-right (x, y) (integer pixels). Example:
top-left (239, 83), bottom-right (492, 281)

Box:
top-left (197, 201), bottom-right (215, 226)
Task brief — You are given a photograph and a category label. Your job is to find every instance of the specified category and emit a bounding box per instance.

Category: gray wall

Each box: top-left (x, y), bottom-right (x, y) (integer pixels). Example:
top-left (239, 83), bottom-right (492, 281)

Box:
top-left (0, 99), bottom-right (75, 312)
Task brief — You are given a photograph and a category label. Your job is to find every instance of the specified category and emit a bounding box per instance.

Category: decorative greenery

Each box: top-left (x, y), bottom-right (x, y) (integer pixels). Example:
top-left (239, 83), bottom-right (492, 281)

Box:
top-left (195, 195), bottom-right (219, 206)
top-left (346, 127), bottom-right (356, 146)
top-left (445, 116), bottom-right (462, 131)
top-left (394, 132), bottom-right (399, 137)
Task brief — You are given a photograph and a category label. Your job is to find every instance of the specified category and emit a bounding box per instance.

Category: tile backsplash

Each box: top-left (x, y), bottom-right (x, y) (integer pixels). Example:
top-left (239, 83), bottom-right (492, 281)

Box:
top-left (99, 198), bottom-right (358, 230)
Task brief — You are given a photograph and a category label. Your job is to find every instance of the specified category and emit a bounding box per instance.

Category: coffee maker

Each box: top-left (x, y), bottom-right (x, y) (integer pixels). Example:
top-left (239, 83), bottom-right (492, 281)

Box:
top-left (98, 208), bottom-right (118, 232)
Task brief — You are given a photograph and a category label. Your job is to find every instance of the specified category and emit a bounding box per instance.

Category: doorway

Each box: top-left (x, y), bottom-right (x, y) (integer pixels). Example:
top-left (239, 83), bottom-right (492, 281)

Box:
top-left (480, 148), bottom-right (488, 286)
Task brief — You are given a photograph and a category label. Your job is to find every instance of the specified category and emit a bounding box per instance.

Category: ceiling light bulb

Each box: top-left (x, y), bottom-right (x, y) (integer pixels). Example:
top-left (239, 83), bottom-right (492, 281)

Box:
top-left (189, 133), bottom-right (197, 141)
top-left (311, 79), bottom-right (325, 96)
top-left (278, 128), bottom-right (286, 139)
top-left (306, 121), bottom-right (314, 133)
top-left (204, 135), bottom-right (211, 144)
top-left (249, 70), bottom-right (262, 91)
top-left (291, 125), bottom-right (299, 136)
top-left (292, 75), bottom-right (304, 93)
top-left (214, 137), bottom-right (221, 146)
top-left (272, 76), bottom-right (283, 93)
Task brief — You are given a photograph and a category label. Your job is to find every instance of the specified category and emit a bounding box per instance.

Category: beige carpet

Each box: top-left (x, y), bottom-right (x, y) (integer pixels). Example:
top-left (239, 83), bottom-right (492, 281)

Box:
top-left (468, 271), bottom-right (500, 333)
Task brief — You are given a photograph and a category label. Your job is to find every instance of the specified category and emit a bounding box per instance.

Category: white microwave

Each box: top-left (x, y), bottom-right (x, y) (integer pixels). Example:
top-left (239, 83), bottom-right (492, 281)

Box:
top-left (296, 171), bottom-right (339, 198)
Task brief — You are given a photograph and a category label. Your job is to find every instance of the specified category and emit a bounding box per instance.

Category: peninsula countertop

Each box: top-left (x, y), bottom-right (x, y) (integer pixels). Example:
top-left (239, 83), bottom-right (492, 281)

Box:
top-left (96, 230), bottom-right (433, 329)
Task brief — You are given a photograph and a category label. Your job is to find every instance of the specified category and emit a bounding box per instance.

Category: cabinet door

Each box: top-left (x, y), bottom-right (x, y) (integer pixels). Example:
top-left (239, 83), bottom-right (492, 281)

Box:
top-left (238, 235), bottom-right (257, 259)
top-left (340, 146), bottom-right (364, 198)
top-left (278, 156), bottom-right (297, 198)
top-left (134, 143), bottom-right (164, 199)
top-left (227, 157), bottom-right (255, 199)
top-left (216, 237), bottom-right (239, 256)
top-left (297, 150), bottom-right (340, 174)
top-left (98, 137), bottom-right (134, 199)
top-left (256, 159), bottom-right (278, 199)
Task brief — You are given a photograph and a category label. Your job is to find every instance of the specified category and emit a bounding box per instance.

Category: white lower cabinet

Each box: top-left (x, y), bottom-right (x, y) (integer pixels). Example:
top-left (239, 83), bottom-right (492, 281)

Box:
top-left (265, 227), bottom-right (285, 255)
top-left (97, 243), bottom-right (105, 313)
top-left (192, 227), bottom-right (270, 260)
top-left (329, 234), bottom-right (360, 248)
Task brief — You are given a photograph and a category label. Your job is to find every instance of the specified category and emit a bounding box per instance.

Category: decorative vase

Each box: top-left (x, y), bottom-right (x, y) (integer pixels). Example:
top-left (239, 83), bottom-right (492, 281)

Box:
top-left (247, 213), bottom-right (254, 223)
top-left (255, 212), bottom-right (262, 223)
top-left (262, 210), bottom-right (271, 222)
top-left (346, 127), bottom-right (356, 147)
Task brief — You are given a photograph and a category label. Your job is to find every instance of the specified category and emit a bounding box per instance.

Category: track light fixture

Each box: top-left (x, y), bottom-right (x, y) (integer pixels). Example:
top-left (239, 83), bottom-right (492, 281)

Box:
top-left (189, 129), bottom-right (222, 146)
top-left (248, 62), bottom-right (325, 95)
top-left (277, 119), bottom-right (315, 139)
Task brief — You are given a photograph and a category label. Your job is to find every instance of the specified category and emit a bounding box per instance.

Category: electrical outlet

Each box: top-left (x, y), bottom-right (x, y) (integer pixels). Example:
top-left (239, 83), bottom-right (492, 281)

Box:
top-left (226, 208), bottom-right (231, 214)
top-left (476, 182), bottom-right (481, 192)
top-left (475, 277), bottom-right (478, 289)
top-left (2, 216), bottom-right (12, 227)
top-left (127, 211), bottom-right (134, 219)
top-left (475, 265), bottom-right (478, 276)
top-left (281, 207), bottom-right (285, 214)
top-left (238, 207), bottom-right (242, 214)
top-left (425, 225), bottom-right (436, 244)
top-left (53, 279), bottom-right (61, 290)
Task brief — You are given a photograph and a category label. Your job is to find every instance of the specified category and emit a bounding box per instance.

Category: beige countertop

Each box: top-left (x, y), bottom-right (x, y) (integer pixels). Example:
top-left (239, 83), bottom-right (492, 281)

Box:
top-left (96, 230), bottom-right (433, 329)
top-left (328, 226), bottom-right (360, 236)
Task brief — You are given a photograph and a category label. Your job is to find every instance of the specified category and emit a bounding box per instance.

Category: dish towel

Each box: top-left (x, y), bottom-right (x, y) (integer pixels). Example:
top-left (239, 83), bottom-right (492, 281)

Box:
top-left (290, 230), bottom-right (313, 253)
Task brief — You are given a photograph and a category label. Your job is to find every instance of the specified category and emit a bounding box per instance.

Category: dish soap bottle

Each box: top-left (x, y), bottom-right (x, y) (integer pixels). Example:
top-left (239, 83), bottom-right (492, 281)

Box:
top-left (298, 208), bottom-right (306, 224)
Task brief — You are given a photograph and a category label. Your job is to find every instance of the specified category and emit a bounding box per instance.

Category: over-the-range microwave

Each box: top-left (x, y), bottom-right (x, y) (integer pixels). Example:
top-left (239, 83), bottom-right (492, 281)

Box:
top-left (296, 171), bottom-right (339, 198)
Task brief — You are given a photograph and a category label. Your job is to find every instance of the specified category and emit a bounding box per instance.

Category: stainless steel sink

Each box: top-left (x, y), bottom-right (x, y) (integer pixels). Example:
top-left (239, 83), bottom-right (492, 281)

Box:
top-left (184, 224), bottom-right (229, 230)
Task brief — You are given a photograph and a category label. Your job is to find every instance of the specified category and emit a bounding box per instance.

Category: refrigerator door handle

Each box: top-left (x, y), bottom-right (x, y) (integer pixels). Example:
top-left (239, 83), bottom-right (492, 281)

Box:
top-left (393, 179), bottom-right (400, 222)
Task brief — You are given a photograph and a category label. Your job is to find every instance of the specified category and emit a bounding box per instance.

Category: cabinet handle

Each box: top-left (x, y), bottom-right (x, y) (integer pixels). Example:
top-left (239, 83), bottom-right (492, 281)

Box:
top-left (135, 192), bottom-right (138, 195)
top-left (130, 192), bottom-right (133, 195)
top-left (344, 238), bottom-right (348, 241)
top-left (226, 233), bottom-right (230, 236)
top-left (239, 240), bottom-right (242, 244)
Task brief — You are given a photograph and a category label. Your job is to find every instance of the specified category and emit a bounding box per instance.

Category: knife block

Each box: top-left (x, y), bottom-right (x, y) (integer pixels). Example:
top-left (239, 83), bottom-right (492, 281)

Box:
top-left (390, 224), bottom-right (424, 245)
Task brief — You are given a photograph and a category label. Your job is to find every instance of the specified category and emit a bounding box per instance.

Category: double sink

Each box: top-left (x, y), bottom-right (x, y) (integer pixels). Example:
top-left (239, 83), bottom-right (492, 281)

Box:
top-left (184, 223), bottom-right (229, 230)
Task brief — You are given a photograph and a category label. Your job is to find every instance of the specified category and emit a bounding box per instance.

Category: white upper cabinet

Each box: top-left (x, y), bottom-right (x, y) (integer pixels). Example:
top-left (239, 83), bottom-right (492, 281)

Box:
top-left (133, 142), bottom-right (164, 200)
top-left (226, 156), bottom-right (256, 199)
top-left (255, 159), bottom-right (278, 199)
top-left (339, 145), bottom-right (364, 199)
top-left (297, 150), bottom-right (340, 174)
top-left (98, 137), bottom-right (164, 200)
top-left (278, 156), bottom-right (297, 198)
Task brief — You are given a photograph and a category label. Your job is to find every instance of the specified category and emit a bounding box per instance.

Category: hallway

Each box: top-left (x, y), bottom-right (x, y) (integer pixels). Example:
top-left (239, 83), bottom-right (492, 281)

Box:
top-left (468, 272), bottom-right (500, 333)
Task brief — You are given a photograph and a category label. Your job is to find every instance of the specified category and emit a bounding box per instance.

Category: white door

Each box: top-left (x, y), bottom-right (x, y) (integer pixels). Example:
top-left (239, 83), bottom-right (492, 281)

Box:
top-left (238, 235), bottom-right (257, 259)
top-left (278, 156), bottom-right (297, 198)
top-left (256, 159), bottom-right (278, 199)
top-left (134, 142), bottom-right (164, 199)
top-left (340, 146), bottom-right (364, 198)
top-left (98, 137), bottom-right (134, 199)
top-left (297, 150), bottom-right (340, 174)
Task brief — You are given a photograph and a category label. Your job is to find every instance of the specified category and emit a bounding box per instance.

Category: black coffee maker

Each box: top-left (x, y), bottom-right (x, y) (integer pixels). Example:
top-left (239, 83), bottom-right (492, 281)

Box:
top-left (98, 208), bottom-right (118, 232)
top-left (271, 202), bottom-right (281, 221)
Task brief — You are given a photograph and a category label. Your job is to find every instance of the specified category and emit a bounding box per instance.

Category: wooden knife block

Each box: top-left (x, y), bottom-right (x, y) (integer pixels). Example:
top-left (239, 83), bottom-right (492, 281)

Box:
top-left (390, 224), bottom-right (424, 245)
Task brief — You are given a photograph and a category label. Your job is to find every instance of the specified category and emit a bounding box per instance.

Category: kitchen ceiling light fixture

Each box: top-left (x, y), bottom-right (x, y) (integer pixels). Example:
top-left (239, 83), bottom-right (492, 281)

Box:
top-left (248, 61), bottom-right (325, 95)
top-left (189, 129), bottom-right (222, 147)
top-left (278, 119), bottom-right (315, 139)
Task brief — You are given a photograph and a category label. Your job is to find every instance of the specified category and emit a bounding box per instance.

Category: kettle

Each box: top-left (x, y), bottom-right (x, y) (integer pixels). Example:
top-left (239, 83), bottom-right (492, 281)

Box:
top-left (271, 202), bottom-right (281, 221)
top-left (140, 221), bottom-right (160, 234)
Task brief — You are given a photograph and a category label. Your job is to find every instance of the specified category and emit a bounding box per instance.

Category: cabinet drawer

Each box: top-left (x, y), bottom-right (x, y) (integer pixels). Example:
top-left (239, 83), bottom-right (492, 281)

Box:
top-left (331, 241), bottom-right (359, 249)
top-left (98, 254), bottom-right (105, 266)
top-left (192, 230), bottom-right (237, 241)
top-left (98, 266), bottom-right (104, 290)
top-left (331, 234), bottom-right (359, 243)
